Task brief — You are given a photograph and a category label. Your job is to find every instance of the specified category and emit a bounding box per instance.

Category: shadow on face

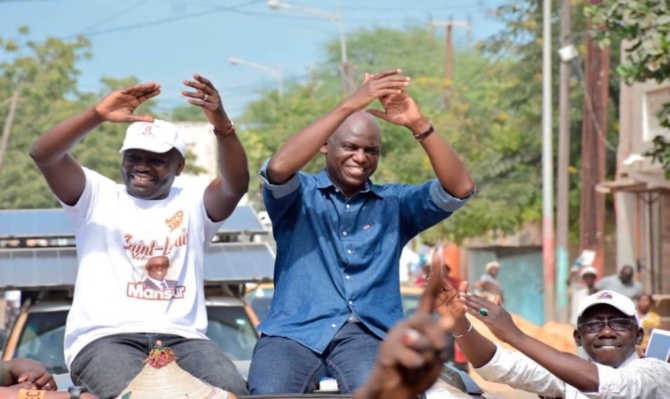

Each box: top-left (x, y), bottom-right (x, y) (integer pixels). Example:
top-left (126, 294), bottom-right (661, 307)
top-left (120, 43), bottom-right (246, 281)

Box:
top-left (121, 148), bottom-right (185, 200)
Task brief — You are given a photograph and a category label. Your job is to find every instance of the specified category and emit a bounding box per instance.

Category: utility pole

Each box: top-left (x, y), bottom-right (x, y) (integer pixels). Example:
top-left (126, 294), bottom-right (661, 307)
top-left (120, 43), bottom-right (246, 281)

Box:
top-left (580, 0), bottom-right (609, 279)
top-left (0, 92), bottom-right (19, 171)
top-left (556, 0), bottom-right (573, 323)
top-left (430, 19), bottom-right (471, 82)
top-left (542, 0), bottom-right (556, 323)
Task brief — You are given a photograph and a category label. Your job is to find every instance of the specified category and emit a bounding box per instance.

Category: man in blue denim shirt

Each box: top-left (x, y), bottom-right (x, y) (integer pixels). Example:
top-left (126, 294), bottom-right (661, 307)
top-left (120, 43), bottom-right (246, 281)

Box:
top-left (248, 69), bottom-right (475, 394)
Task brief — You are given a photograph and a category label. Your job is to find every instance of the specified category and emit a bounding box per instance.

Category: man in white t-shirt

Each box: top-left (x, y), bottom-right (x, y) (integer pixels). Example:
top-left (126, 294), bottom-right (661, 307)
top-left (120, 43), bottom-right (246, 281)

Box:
top-left (30, 75), bottom-right (250, 398)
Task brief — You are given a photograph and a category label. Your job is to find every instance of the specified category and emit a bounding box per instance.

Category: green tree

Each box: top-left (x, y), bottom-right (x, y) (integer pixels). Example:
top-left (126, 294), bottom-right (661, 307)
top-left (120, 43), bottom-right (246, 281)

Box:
top-left (0, 28), bottom-right (92, 208)
top-left (588, 0), bottom-right (670, 174)
top-left (236, 24), bottom-right (563, 242)
top-left (0, 29), bottom-right (204, 209)
top-left (478, 0), bottom-right (623, 244)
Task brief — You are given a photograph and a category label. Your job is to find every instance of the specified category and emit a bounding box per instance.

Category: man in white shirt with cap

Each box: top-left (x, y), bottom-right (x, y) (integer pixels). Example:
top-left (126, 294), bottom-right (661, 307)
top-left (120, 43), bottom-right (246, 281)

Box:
top-left (440, 287), bottom-right (670, 398)
top-left (30, 76), bottom-right (250, 398)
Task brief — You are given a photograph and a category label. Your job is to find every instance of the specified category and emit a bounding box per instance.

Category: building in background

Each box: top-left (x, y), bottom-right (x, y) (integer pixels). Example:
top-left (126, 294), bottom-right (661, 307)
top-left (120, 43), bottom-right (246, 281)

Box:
top-left (174, 122), bottom-right (248, 206)
top-left (596, 73), bottom-right (670, 295)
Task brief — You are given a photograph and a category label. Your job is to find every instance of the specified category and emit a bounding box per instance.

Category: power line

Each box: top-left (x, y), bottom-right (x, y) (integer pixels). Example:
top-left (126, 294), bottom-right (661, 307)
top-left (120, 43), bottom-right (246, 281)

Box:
top-left (68, 1), bottom-right (485, 39)
top-left (80, 0), bottom-right (147, 33)
top-left (68, 0), bottom-right (264, 38)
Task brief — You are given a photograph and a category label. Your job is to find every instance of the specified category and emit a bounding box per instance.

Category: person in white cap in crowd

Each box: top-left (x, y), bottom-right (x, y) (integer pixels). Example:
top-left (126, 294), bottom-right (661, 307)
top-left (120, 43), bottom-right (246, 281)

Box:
top-left (30, 75), bottom-right (249, 398)
top-left (475, 261), bottom-right (502, 302)
top-left (436, 284), bottom-right (670, 398)
top-left (569, 265), bottom-right (598, 326)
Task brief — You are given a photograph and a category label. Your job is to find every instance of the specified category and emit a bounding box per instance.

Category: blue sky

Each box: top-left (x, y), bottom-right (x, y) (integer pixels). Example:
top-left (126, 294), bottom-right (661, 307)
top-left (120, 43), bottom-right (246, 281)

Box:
top-left (1, 0), bottom-right (509, 117)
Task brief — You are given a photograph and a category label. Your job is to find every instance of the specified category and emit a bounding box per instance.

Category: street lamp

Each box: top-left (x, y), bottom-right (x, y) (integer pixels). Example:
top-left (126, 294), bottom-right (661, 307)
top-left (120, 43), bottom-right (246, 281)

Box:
top-left (228, 56), bottom-right (283, 99)
top-left (267, 0), bottom-right (350, 93)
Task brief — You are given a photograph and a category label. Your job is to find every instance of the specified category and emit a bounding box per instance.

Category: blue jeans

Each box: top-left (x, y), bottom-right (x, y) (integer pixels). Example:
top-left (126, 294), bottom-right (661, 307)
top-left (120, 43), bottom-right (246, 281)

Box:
top-left (70, 333), bottom-right (248, 399)
top-left (248, 321), bottom-right (381, 394)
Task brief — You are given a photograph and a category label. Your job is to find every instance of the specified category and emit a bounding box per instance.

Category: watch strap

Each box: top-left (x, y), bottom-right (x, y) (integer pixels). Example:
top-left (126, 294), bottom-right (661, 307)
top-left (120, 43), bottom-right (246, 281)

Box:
top-left (413, 124), bottom-right (435, 141)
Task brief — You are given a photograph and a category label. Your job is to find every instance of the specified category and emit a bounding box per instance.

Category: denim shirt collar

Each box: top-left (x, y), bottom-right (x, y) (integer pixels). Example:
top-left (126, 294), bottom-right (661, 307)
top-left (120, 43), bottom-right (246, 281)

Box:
top-left (315, 169), bottom-right (384, 198)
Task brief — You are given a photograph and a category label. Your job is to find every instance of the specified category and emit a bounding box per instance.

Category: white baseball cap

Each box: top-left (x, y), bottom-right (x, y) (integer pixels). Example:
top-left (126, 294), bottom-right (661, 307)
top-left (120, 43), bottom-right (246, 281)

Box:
top-left (119, 119), bottom-right (186, 157)
top-left (577, 290), bottom-right (638, 322)
top-left (485, 261), bottom-right (500, 272)
top-left (579, 266), bottom-right (598, 278)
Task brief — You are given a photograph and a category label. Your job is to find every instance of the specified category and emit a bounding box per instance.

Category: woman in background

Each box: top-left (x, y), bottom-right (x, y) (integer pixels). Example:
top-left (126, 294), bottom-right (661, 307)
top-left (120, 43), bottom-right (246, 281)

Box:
top-left (637, 293), bottom-right (661, 356)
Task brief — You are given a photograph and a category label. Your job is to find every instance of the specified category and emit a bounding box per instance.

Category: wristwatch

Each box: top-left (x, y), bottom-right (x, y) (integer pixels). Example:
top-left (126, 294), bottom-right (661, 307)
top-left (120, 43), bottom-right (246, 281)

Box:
top-left (68, 386), bottom-right (88, 399)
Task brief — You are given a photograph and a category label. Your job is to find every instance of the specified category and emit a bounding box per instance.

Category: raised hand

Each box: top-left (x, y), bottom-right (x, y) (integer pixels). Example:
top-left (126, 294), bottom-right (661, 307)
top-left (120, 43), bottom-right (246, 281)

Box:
top-left (343, 69), bottom-right (410, 113)
top-left (354, 267), bottom-right (448, 399)
top-left (365, 80), bottom-right (425, 130)
top-left (94, 82), bottom-right (161, 123)
top-left (424, 256), bottom-right (467, 323)
top-left (181, 74), bottom-right (232, 130)
top-left (459, 291), bottom-right (520, 343)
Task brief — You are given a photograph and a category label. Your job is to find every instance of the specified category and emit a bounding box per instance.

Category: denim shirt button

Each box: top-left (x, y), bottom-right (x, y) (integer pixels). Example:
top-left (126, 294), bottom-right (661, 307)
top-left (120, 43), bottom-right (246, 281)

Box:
top-left (346, 204), bottom-right (350, 209)
top-left (348, 301), bottom-right (353, 305)
top-left (342, 231), bottom-right (347, 236)
top-left (345, 275), bottom-right (351, 280)
top-left (347, 249), bottom-right (352, 254)
top-left (331, 323), bottom-right (337, 328)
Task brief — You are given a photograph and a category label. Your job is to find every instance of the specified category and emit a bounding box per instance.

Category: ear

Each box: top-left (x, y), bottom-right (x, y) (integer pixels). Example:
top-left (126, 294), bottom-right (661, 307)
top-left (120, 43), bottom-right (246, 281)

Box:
top-left (573, 329), bottom-right (583, 347)
top-left (319, 142), bottom-right (328, 154)
top-left (635, 327), bottom-right (644, 346)
top-left (175, 157), bottom-right (186, 176)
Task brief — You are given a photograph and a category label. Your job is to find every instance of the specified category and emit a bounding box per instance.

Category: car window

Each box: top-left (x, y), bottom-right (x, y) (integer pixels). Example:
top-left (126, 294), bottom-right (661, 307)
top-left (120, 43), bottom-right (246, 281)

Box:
top-left (13, 310), bottom-right (68, 374)
top-left (401, 293), bottom-right (420, 317)
top-left (248, 296), bottom-right (273, 323)
top-left (205, 306), bottom-right (258, 361)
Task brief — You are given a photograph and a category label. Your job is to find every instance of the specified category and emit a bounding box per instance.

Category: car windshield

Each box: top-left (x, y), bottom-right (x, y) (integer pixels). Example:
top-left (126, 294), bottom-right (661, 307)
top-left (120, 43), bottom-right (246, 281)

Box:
top-left (248, 296), bottom-right (273, 323)
top-left (203, 306), bottom-right (258, 361)
top-left (11, 304), bottom-right (258, 373)
top-left (13, 310), bottom-right (68, 374)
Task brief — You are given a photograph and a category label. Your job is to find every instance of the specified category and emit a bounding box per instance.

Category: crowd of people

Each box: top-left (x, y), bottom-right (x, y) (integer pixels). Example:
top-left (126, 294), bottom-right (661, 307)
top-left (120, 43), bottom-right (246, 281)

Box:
top-left (0, 69), bottom-right (664, 398)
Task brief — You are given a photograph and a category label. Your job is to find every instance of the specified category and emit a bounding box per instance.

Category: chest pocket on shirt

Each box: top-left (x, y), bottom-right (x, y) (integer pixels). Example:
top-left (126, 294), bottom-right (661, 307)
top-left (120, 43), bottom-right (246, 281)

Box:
top-left (346, 213), bottom-right (398, 266)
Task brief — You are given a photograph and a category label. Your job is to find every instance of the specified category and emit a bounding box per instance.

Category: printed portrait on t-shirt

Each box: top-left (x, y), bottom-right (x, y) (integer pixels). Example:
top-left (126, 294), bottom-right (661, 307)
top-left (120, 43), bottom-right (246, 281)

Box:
top-left (143, 256), bottom-right (178, 290)
top-left (124, 210), bottom-right (188, 301)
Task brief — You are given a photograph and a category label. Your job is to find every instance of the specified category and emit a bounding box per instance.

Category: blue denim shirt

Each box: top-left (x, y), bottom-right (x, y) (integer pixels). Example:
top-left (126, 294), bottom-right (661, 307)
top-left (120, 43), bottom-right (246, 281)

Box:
top-left (259, 160), bottom-right (472, 353)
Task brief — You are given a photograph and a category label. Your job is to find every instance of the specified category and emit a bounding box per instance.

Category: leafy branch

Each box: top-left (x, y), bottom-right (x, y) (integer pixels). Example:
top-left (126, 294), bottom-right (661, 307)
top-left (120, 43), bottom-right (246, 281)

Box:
top-left (643, 135), bottom-right (670, 177)
top-left (587, 1), bottom-right (670, 132)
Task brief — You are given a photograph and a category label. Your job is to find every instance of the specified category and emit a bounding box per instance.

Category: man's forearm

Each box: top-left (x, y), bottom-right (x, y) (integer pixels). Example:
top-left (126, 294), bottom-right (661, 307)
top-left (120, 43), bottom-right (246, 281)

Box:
top-left (416, 125), bottom-right (474, 199)
top-left (451, 318), bottom-right (497, 368)
top-left (30, 107), bottom-right (104, 165)
top-left (216, 133), bottom-right (249, 197)
top-left (266, 101), bottom-right (356, 184)
top-left (505, 331), bottom-right (599, 392)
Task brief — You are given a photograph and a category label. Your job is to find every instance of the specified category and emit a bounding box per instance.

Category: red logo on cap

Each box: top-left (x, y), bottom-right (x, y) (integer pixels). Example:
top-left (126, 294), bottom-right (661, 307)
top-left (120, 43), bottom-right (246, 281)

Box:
top-left (596, 291), bottom-right (613, 299)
